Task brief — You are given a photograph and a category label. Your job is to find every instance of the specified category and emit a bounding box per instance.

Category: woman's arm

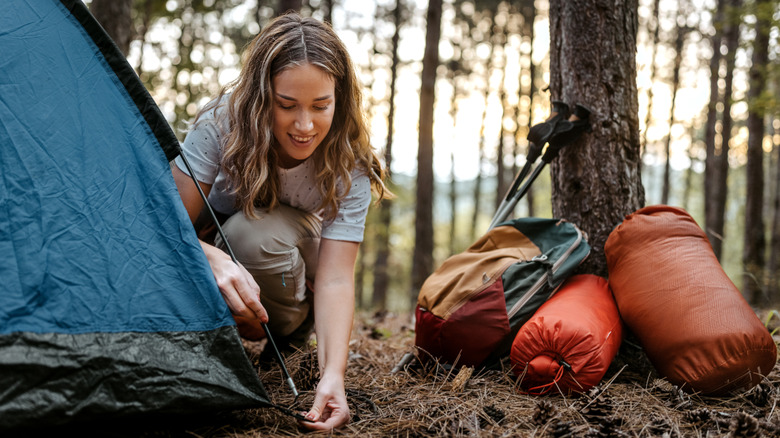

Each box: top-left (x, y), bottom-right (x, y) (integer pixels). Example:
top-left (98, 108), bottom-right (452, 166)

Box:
top-left (172, 165), bottom-right (267, 323)
top-left (301, 237), bottom-right (358, 430)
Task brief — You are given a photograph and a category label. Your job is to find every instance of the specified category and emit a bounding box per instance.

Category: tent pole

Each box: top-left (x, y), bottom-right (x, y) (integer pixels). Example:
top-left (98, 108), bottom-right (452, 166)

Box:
top-left (175, 151), bottom-right (299, 400)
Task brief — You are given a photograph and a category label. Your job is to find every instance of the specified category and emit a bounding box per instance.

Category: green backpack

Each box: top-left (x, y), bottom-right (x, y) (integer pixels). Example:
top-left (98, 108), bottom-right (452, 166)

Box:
top-left (414, 218), bottom-right (590, 367)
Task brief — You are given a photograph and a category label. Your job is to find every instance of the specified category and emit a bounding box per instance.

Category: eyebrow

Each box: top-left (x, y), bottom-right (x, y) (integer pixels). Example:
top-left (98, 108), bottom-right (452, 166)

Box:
top-left (275, 93), bottom-right (333, 102)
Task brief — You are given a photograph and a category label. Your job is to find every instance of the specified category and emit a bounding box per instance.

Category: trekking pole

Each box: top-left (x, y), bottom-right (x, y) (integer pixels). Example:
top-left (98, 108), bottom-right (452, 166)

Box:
top-left (489, 101), bottom-right (569, 231)
top-left (177, 151), bottom-right (299, 400)
top-left (488, 104), bottom-right (592, 230)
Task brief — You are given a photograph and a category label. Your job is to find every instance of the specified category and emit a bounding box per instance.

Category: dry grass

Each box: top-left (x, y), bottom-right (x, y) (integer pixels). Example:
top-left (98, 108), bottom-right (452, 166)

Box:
top-left (51, 310), bottom-right (780, 437)
top-left (177, 310), bottom-right (780, 438)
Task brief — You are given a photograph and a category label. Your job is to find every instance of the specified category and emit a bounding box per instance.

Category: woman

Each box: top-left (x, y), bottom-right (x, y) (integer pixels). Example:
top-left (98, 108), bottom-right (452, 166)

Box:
top-left (171, 13), bottom-right (391, 430)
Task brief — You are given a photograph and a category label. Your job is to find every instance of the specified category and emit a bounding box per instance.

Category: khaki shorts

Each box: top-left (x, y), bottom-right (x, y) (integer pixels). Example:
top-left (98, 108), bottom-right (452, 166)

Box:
top-left (213, 204), bottom-right (321, 340)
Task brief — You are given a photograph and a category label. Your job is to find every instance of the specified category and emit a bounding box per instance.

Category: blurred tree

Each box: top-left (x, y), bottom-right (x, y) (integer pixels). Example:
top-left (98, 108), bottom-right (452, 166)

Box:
top-left (276, 0), bottom-right (302, 16)
top-left (469, 9), bottom-right (497, 241)
top-left (661, 4), bottom-right (691, 205)
top-left (641, 0), bottom-right (661, 168)
top-left (704, 0), bottom-right (726, 254)
top-left (373, 0), bottom-right (407, 310)
top-left (411, 0), bottom-right (443, 303)
top-left (743, 0), bottom-right (772, 304)
top-left (494, 8), bottom-right (511, 213)
top-left (90, 0), bottom-right (133, 55)
top-left (709, 0), bottom-right (743, 261)
top-left (548, 0), bottom-right (645, 276)
top-left (517, 0), bottom-right (537, 217)
top-left (769, 98), bottom-right (780, 301)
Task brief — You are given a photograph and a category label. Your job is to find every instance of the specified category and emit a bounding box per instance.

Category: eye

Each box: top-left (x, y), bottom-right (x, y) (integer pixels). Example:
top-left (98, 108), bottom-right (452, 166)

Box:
top-left (313, 105), bottom-right (329, 111)
top-left (276, 101), bottom-right (294, 110)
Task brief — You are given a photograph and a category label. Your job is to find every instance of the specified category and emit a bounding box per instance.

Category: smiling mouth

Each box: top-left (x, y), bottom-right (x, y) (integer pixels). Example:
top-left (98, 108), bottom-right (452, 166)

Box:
top-left (290, 134), bottom-right (314, 143)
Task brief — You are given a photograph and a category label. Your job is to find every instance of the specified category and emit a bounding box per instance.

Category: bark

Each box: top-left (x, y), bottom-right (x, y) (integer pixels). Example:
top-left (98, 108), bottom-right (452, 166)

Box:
top-left (372, 0), bottom-right (402, 310)
top-left (548, 0), bottom-right (645, 276)
top-left (742, 0), bottom-right (771, 304)
top-left (704, 0), bottom-right (726, 254)
top-left (90, 0), bottom-right (133, 56)
top-left (411, 0), bottom-right (442, 300)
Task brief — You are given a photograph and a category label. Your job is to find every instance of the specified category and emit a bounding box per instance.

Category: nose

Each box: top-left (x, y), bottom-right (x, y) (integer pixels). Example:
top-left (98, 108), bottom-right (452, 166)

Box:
top-left (294, 110), bottom-right (314, 132)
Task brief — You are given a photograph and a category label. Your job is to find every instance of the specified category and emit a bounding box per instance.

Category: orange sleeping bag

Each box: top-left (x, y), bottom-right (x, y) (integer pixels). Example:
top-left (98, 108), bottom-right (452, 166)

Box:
top-left (605, 205), bottom-right (776, 395)
top-left (510, 274), bottom-right (623, 395)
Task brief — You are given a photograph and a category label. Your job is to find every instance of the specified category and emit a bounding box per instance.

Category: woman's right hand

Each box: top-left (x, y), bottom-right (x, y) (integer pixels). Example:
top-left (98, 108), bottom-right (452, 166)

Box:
top-left (200, 241), bottom-right (269, 323)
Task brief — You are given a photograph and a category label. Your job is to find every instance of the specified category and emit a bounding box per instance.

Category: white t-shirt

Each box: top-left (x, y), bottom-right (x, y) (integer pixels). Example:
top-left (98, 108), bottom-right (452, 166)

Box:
top-left (173, 103), bottom-right (371, 242)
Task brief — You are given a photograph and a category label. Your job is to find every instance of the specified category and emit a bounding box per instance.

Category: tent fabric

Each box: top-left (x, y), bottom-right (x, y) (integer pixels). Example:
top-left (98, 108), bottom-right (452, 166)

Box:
top-left (0, 0), bottom-right (269, 429)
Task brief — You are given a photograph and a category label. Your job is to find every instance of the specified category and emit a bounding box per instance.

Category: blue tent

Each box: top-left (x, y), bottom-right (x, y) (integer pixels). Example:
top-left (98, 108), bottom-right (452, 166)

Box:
top-left (0, 0), bottom-right (270, 429)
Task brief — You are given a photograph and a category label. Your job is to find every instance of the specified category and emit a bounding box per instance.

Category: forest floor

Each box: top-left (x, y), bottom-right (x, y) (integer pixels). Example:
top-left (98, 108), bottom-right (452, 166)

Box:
top-left (48, 310), bottom-right (780, 437)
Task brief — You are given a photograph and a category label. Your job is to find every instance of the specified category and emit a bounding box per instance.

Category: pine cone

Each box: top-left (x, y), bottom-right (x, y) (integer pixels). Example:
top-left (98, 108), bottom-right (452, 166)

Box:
top-left (729, 411), bottom-right (760, 438)
top-left (549, 419), bottom-right (576, 438)
top-left (583, 416), bottom-right (623, 438)
top-left (581, 396), bottom-right (613, 423)
top-left (646, 415), bottom-right (672, 436)
top-left (684, 408), bottom-right (712, 426)
top-left (479, 404), bottom-right (506, 428)
top-left (533, 400), bottom-right (557, 426)
top-left (746, 384), bottom-right (770, 407)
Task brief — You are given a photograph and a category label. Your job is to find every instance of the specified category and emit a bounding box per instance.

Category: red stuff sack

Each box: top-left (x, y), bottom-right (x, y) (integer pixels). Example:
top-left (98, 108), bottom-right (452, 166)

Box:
top-left (510, 274), bottom-right (623, 395)
top-left (605, 205), bottom-right (776, 395)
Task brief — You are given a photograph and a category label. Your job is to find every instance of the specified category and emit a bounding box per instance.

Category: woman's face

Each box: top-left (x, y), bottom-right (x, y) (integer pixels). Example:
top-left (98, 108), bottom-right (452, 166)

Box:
top-left (272, 63), bottom-right (336, 168)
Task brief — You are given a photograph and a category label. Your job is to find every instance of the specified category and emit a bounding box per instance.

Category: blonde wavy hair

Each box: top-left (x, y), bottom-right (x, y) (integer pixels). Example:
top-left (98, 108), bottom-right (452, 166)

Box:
top-left (194, 13), bottom-right (391, 220)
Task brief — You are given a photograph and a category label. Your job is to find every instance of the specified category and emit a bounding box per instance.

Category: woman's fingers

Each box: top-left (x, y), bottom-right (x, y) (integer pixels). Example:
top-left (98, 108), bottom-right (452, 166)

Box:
top-left (207, 246), bottom-right (268, 322)
top-left (233, 263), bottom-right (269, 322)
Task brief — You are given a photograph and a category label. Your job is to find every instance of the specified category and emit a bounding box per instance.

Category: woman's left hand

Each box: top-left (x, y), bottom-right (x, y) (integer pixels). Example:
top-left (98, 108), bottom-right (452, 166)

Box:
top-left (299, 372), bottom-right (350, 430)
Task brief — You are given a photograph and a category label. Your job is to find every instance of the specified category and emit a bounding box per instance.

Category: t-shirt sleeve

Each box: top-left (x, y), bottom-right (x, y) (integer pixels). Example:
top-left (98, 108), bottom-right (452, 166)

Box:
top-left (321, 169), bottom-right (372, 242)
top-left (173, 113), bottom-right (223, 184)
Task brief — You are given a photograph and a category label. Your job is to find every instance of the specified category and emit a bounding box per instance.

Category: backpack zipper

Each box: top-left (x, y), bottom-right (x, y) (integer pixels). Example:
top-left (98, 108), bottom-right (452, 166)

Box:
top-left (506, 226), bottom-right (585, 320)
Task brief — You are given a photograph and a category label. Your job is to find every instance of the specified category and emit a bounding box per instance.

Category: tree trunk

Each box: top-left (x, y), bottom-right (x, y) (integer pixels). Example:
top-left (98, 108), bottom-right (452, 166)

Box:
top-left (90, 0), bottom-right (133, 56)
top-left (449, 150), bottom-right (458, 256)
top-left (411, 0), bottom-right (442, 302)
top-left (495, 23), bottom-right (509, 212)
top-left (276, 0), bottom-right (303, 16)
top-left (640, 0), bottom-right (661, 169)
top-left (470, 12), bottom-right (496, 241)
top-left (496, 88), bottom-right (508, 212)
top-left (323, 0), bottom-right (334, 24)
top-left (372, 0), bottom-right (402, 310)
top-left (742, 0), bottom-right (771, 304)
top-left (661, 13), bottom-right (686, 206)
top-left (521, 0), bottom-right (537, 217)
top-left (768, 110), bottom-right (780, 302)
top-left (682, 121), bottom-right (698, 211)
top-left (704, 0), bottom-right (726, 256)
top-left (712, 0), bottom-right (742, 260)
top-left (548, 0), bottom-right (645, 276)
top-left (448, 77), bottom-right (460, 256)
